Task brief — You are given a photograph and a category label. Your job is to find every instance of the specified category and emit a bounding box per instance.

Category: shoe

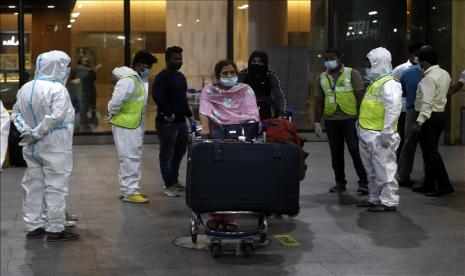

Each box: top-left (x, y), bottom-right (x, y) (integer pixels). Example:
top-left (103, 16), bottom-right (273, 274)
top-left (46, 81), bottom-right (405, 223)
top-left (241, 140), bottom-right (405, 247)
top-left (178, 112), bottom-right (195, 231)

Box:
top-left (329, 185), bottom-right (346, 193)
top-left (368, 204), bottom-right (397, 212)
top-left (26, 227), bottom-right (46, 239)
top-left (121, 194), bottom-right (149, 203)
top-left (206, 219), bottom-right (220, 230)
top-left (65, 213), bottom-right (79, 221)
top-left (357, 185), bottom-right (369, 195)
top-left (163, 186), bottom-right (179, 197)
top-left (411, 185), bottom-right (435, 193)
top-left (174, 181), bottom-right (185, 192)
top-left (425, 187), bottom-right (454, 197)
top-left (119, 192), bottom-right (148, 200)
top-left (47, 229), bottom-right (80, 242)
top-left (357, 200), bottom-right (377, 208)
top-left (64, 220), bottom-right (76, 228)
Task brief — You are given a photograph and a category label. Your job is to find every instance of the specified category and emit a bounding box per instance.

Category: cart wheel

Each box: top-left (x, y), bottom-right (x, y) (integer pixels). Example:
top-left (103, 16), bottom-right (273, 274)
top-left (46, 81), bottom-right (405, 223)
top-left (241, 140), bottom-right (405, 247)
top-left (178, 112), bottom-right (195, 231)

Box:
top-left (259, 233), bottom-right (267, 243)
top-left (242, 243), bottom-right (252, 257)
top-left (211, 244), bottom-right (221, 258)
top-left (191, 234), bottom-right (197, 244)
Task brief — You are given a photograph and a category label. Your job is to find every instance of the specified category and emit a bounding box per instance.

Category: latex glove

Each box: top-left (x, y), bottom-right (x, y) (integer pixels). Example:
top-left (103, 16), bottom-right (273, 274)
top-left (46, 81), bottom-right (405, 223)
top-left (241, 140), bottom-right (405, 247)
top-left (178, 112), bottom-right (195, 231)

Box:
top-left (380, 132), bottom-right (391, 148)
top-left (163, 114), bottom-right (175, 123)
top-left (314, 122), bottom-right (323, 137)
top-left (18, 131), bottom-right (36, 146)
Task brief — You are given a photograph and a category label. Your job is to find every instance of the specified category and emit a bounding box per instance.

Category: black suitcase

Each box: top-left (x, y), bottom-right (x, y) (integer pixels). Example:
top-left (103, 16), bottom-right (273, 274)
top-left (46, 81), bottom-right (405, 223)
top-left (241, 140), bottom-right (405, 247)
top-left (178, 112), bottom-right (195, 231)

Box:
top-left (186, 141), bottom-right (300, 215)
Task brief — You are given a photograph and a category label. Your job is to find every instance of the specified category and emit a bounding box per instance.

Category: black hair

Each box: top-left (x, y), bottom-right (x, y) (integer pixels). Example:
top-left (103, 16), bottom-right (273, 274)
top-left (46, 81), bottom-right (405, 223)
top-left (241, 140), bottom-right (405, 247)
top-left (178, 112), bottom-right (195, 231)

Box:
top-left (214, 60), bottom-right (238, 79)
top-left (132, 51), bottom-right (157, 67)
top-left (325, 48), bottom-right (341, 58)
top-left (408, 42), bottom-right (424, 54)
top-left (165, 46), bottom-right (183, 61)
top-left (418, 45), bottom-right (438, 65)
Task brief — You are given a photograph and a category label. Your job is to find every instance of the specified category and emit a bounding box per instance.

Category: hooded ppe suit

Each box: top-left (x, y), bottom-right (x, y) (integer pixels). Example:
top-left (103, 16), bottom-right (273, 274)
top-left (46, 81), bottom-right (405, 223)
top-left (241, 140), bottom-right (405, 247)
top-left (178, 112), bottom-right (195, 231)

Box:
top-left (11, 50), bottom-right (75, 233)
top-left (108, 66), bottom-right (147, 197)
top-left (1, 101), bottom-right (10, 167)
top-left (357, 47), bottom-right (402, 207)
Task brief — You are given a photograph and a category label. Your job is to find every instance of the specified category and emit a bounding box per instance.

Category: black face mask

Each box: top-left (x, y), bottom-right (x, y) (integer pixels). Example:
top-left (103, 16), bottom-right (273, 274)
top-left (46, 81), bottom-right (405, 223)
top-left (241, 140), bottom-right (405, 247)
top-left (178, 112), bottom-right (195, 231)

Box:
top-left (249, 64), bottom-right (265, 75)
top-left (168, 61), bottom-right (183, 71)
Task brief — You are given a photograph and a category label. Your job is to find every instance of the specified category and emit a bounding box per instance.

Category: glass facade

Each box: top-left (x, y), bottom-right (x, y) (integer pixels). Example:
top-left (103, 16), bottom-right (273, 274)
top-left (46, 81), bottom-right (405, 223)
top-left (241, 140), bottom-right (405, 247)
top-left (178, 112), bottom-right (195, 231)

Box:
top-left (0, 0), bottom-right (462, 142)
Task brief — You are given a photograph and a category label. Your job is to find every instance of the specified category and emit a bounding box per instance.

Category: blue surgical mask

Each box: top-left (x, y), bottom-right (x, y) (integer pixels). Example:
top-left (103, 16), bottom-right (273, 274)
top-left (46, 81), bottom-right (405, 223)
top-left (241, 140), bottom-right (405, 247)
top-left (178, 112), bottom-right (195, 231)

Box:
top-left (220, 76), bottom-right (238, 87)
top-left (413, 56), bottom-right (419, 65)
top-left (365, 68), bottom-right (371, 76)
top-left (139, 67), bottom-right (151, 79)
top-left (324, 60), bottom-right (338, 70)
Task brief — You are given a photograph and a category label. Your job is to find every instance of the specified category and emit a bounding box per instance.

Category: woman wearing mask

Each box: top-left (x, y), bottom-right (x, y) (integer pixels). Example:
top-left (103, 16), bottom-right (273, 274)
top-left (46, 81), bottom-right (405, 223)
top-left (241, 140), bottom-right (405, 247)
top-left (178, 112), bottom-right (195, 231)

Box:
top-left (199, 60), bottom-right (260, 231)
top-left (238, 51), bottom-right (286, 119)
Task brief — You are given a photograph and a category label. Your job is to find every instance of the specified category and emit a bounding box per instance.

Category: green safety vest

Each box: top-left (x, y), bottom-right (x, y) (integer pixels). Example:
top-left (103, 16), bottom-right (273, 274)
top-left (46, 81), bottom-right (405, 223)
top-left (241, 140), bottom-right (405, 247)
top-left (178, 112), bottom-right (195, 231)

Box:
top-left (358, 75), bottom-right (395, 131)
top-left (320, 67), bottom-right (357, 116)
top-left (110, 75), bottom-right (145, 129)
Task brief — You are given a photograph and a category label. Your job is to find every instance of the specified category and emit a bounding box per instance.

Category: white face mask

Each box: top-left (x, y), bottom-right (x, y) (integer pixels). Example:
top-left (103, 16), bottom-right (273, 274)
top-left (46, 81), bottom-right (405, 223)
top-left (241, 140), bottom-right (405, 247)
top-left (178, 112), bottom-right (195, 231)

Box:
top-left (324, 60), bottom-right (338, 70)
top-left (139, 67), bottom-right (152, 79)
top-left (220, 76), bottom-right (238, 87)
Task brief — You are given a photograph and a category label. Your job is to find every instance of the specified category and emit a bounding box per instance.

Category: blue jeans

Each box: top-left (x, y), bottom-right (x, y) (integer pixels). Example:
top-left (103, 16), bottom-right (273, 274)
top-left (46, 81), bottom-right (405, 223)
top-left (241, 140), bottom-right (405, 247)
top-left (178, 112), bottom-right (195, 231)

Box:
top-left (156, 121), bottom-right (189, 188)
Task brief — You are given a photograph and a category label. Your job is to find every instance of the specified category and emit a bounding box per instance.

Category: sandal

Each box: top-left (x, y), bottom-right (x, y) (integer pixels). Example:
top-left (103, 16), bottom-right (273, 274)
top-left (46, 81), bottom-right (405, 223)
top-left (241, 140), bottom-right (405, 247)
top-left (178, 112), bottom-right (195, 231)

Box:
top-left (223, 223), bottom-right (238, 232)
top-left (206, 219), bottom-right (220, 230)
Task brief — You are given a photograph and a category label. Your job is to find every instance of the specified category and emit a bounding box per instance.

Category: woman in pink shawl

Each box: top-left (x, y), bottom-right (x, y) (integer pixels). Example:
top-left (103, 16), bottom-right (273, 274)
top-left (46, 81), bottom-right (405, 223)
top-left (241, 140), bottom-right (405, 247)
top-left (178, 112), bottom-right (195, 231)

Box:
top-left (199, 60), bottom-right (260, 232)
top-left (199, 60), bottom-right (260, 139)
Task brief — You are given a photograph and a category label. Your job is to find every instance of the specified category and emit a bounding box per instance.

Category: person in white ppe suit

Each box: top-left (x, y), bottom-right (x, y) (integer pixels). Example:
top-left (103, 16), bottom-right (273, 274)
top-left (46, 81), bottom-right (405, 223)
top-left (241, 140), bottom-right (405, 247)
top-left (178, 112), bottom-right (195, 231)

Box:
top-left (1, 100), bottom-right (10, 168)
top-left (108, 51), bottom-right (157, 203)
top-left (11, 50), bottom-right (80, 241)
top-left (356, 47), bottom-right (402, 212)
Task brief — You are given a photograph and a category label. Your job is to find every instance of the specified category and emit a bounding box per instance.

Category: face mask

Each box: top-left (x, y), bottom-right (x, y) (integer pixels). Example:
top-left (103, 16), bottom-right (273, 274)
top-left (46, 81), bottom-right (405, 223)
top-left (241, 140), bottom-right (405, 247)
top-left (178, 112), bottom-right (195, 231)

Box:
top-left (413, 56), bottom-right (419, 65)
top-left (324, 60), bottom-right (338, 70)
top-left (139, 67), bottom-right (152, 79)
top-left (220, 76), bottom-right (238, 87)
top-left (169, 61), bottom-right (183, 71)
top-left (367, 71), bottom-right (381, 81)
top-left (249, 64), bottom-right (265, 75)
top-left (365, 68), bottom-right (371, 76)
top-left (60, 67), bottom-right (71, 84)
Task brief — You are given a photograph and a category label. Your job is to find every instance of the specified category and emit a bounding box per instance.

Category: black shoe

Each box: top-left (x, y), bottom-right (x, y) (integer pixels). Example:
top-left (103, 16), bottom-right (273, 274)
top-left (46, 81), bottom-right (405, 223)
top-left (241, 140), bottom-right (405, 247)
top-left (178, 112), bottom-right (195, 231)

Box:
top-left (368, 204), bottom-right (397, 212)
top-left (425, 186), bottom-right (454, 197)
top-left (47, 229), bottom-right (80, 242)
top-left (357, 185), bottom-right (369, 195)
top-left (411, 185), bottom-right (434, 193)
top-left (26, 227), bottom-right (46, 239)
top-left (357, 200), bottom-right (377, 208)
top-left (329, 185), bottom-right (346, 193)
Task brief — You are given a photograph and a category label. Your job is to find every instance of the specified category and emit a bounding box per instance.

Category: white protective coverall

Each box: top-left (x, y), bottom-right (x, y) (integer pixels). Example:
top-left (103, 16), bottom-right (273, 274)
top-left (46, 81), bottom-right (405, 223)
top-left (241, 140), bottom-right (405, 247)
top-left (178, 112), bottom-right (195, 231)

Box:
top-left (11, 50), bottom-right (75, 233)
top-left (357, 47), bottom-right (402, 207)
top-left (1, 101), bottom-right (10, 167)
top-left (108, 66), bottom-right (148, 197)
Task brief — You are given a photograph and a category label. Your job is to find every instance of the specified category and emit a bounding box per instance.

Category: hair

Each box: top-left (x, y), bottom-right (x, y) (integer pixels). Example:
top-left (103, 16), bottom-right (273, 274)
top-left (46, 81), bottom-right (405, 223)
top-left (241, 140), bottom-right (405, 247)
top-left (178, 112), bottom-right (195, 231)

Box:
top-left (214, 60), bottom-right (238, 79)
top-left (165, 46), bottom-right (183, 61)
top-left (408, 42), bottom-right (424, 54)
top-left (132, 51), bottom-right (157, 67)
top-left (418, 45), bottom-right (438, 65)
top-left (324, 48), bottom-right (341, 58)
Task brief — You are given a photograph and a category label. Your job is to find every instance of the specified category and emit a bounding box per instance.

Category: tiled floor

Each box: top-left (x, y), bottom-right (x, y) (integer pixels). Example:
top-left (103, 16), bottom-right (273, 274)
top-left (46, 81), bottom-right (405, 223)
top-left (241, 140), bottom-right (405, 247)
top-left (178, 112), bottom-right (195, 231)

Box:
top-left (1, 142), bottom-right (464, 276)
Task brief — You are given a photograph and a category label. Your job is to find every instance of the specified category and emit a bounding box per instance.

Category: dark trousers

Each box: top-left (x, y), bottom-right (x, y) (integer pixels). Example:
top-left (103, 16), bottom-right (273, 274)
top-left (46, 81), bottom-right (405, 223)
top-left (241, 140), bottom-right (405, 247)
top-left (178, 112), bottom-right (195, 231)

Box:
top-left (396, 111), bottom-right (406, 162)
top-left (156, 121), bottom-right (189, 188)
top-left (325, 118), bottom-right (368, 186)
top-left (418, 112), bottom-right (451, 190)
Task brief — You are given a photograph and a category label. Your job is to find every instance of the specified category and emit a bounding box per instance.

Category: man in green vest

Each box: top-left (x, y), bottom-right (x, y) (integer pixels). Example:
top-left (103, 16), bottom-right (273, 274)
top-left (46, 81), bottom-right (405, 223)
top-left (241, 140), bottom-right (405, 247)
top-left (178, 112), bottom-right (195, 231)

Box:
top-left (357, 47), bottom-right (402, 212)
top-left (108, 51), bottom-right (157, 203)
top-left (315, 48), bottom-right (368, 194)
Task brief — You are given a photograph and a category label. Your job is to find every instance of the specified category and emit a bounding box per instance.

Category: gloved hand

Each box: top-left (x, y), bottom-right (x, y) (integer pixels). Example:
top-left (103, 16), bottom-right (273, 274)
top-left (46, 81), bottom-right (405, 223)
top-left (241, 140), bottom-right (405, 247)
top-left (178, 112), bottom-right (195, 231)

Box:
top-left (314, 122), bottom-right (323, 137)
top-left (103, 113), bottom-right (112, 122)
top-left (163, 114), bottom-right (175, 123)
top-left (380, 132), bottom-right (391, 148)
top-left (18, 131), bottom-right (36, 146)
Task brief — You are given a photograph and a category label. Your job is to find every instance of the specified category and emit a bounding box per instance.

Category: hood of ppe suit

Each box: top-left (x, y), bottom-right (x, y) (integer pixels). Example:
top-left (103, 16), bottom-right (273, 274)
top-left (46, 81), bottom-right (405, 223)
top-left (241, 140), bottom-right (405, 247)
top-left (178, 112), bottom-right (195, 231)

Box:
top-left (367, 47), bottom-right (393, 80)
top-left (34, 51), bottom-right (71, 83)
top-left (112, 66), bottom-right (139, 79)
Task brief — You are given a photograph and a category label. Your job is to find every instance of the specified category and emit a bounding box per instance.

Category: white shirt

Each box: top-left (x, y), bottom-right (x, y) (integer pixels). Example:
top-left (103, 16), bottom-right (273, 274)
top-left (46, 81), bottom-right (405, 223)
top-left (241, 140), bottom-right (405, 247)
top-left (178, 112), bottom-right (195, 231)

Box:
top-left (392, 59), bottom-right (413, 81)
top-left (415, 65), bottom-right (451, 123)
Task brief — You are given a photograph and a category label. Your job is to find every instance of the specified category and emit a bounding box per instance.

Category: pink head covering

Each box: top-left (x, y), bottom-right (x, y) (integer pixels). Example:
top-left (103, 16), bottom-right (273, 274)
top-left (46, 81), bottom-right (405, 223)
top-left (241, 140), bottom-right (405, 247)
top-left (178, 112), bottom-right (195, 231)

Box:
top-left (199, 83), bottom-right (260, 125)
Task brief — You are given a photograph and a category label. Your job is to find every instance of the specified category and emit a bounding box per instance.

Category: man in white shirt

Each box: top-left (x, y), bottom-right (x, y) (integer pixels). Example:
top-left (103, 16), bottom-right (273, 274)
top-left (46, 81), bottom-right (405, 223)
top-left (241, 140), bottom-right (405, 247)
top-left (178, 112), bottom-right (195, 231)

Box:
top-left (411, 46), bottom-right (453, 197)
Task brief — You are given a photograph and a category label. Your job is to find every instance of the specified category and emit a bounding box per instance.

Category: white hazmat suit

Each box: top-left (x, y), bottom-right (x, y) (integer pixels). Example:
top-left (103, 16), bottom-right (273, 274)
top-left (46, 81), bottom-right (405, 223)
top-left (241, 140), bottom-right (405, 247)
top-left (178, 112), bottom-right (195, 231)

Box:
top-left (357, 47), bottom-right (402, 207)
top-left (11, 51), bottom-right (75, 233)
top-left (1, 101), bottom-right (10, 167)
top-left (108, 67), bottom-right (148, 198)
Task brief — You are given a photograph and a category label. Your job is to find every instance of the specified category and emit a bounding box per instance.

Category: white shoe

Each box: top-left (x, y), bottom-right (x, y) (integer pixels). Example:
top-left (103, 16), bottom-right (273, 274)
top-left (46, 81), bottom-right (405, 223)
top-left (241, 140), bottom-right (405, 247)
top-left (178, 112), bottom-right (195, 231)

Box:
top-left (65, 213), bottom-right (79, 221)
top-left (174, 182), bottom-right (185, 192)
top-left (163, 186), bottom-right (179, 197)
top-left (64, 220), bottom-right (76, 227)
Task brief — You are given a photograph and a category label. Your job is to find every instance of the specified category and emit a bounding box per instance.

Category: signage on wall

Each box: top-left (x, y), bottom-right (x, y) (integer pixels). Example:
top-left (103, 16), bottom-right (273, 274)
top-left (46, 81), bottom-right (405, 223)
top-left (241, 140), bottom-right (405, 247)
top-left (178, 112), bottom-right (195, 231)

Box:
top-left (2, 35), bottom-right (19, 46)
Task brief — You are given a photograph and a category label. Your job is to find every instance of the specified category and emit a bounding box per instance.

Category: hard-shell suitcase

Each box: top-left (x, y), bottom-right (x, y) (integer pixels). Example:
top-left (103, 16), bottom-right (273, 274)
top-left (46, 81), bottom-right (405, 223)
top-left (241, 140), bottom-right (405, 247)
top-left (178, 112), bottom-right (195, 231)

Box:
top-left (186, 141), bottom-right (300, 215)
